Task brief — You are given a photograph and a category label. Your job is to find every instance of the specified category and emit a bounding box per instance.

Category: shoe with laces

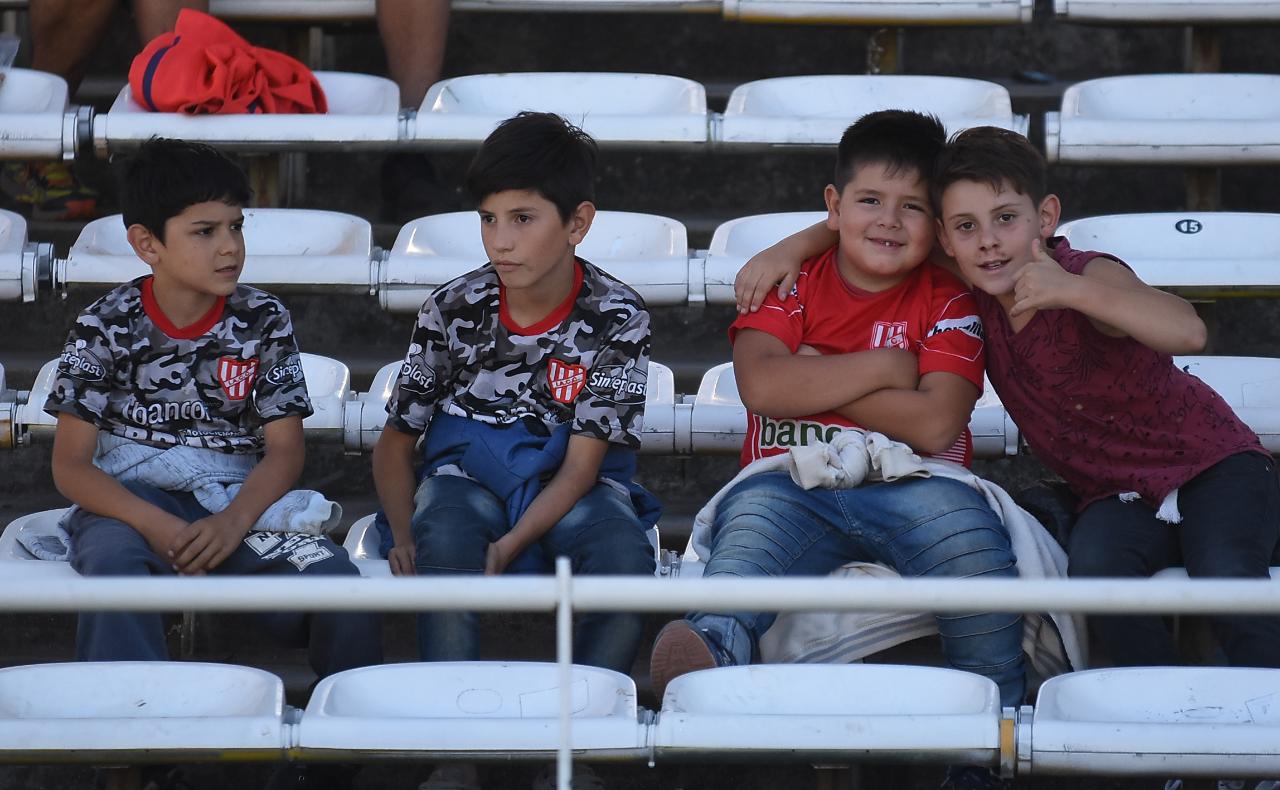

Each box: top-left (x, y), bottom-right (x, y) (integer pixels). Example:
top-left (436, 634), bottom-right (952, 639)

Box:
top-left (648, 619), bottom-right (736, 701)
top-left (939, 765), bottom-right (1008, 790)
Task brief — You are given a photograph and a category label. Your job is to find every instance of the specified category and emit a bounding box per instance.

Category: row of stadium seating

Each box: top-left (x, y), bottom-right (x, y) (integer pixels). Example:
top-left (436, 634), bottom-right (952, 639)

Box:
top-left (0, 644), bottom-right (1277, 776)
top-left (3, 68), bottom-right (1279, 164)
top-left (2, 207), bottom-right (1278, 308)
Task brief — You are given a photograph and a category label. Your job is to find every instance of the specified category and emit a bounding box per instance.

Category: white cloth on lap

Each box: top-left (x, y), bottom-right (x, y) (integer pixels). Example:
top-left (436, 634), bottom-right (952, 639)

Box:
top-left (689, 428), bottom-right (1088, 679)
top-left (57, 433), bottom-right (343, 537)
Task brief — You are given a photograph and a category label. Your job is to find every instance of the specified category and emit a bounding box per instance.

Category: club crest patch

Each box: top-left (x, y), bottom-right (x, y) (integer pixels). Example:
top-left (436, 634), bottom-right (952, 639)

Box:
top-left (218, 356), bottom-right (258, 400)
top-left (547, 358), bottom-right (587, 403)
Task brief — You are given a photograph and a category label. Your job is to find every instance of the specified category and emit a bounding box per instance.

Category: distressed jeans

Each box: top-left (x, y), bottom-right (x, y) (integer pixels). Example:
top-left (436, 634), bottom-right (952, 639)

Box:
top-left (691, 471), bottom-right (1026, 707)
top-left (411, 474), bottom-right (656, 673)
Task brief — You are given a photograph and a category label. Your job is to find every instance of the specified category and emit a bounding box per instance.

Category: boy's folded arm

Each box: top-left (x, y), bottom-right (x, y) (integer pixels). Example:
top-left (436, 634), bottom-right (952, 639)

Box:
top-left (734, 329), bottom-right (918, 418)
top-left (51, 412), bottom-right (187, 555)
top-left (371, 423), bottom-right (421, 576)
top-left (487, 434), bottom-right (609, 576)
top-left (734, 222), bottom-right (836, 313)
top-left (1072, 257), bottom-right (1207, 354)
top-left (831, 371), bottom-right (980, 457)
top-left (171, 415), bottom-right (306, 574)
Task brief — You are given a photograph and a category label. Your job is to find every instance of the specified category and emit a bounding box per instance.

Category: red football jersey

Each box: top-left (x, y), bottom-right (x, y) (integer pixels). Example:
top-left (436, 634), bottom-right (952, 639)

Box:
top-left (730, 246), bottom-right (985, 467)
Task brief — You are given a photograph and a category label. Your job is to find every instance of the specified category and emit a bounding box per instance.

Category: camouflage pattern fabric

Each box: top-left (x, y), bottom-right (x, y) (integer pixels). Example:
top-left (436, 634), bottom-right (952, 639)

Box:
top-left (45, 277), bottom-right (312, 454)
top-left (387, 259), bottom-right (651, 449)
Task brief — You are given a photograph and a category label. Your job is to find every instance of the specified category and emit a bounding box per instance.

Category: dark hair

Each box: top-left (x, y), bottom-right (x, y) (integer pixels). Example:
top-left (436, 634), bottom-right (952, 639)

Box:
top-left (833, 110), bottom-right (946, 194)
top-left (931, 126), bottom-right (1047, 211)
top-left (464, 111), bottom-right (598, 222)
top-left (118, 137), bottom-right (250, 242)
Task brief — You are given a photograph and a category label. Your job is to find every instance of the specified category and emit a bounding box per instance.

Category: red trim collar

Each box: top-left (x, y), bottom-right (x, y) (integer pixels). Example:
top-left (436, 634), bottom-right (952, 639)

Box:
top-left (500, 259), bottom-right (583, 336)
top-left (141, 277), bottom-right (226, 339)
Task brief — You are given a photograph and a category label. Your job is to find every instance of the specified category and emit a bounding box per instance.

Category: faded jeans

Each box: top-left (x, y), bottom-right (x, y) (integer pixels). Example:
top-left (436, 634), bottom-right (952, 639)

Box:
top-left (691, 471), bottom-right (1026, 707)
top-left (411, 474), bottom-right (656, 673)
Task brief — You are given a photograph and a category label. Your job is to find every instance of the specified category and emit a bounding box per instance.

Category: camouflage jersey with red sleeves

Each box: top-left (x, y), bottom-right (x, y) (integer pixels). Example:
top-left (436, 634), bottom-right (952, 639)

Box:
top-left (973, 236), bottom-right (1266, 509)
top-left (730, 245), bottom-right (986, 468)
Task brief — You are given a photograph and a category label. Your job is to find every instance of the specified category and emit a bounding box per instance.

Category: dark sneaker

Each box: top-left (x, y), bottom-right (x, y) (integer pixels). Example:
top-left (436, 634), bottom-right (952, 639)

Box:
top-left (419, 762), bottom-right (482, 790)
top-left (0, 161), bottom-right (98, 221)
top-left (939, 765), bottom-right (1008, 790)
top-left (649, 619), bottom-right (735, 701)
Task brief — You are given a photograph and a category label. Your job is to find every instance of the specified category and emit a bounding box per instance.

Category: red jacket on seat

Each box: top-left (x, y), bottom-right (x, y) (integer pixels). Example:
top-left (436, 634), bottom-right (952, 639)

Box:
top-left (129, 8), bottom-right (327, 115)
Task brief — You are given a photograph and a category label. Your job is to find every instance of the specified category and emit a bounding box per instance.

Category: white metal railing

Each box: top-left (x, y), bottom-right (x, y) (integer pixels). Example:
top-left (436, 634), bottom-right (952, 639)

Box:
top-left (4, 566), bottom-right (1280, 788)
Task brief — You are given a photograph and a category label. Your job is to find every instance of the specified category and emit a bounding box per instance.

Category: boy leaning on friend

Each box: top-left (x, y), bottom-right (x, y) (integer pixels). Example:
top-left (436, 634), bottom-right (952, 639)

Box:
top-left (44, 138), bottom-right (382, 789)
top-left (649, 110), bottom-right (1033, 790)
top-left (372, 111), bottom-right (659, 790)
top-left (742, 124), bottom-right (1280, 787)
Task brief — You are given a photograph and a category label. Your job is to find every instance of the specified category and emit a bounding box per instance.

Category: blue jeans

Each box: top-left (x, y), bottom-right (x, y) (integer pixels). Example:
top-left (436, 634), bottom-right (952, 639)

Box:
top-left (692, 471), bottom-right (1026, 707)
top-left (1068, 451), bottom-right (1280, 667)
top-left (67, 482), bottom-right (383, 678)
top-left (410, 474), bottom-right (656, 673)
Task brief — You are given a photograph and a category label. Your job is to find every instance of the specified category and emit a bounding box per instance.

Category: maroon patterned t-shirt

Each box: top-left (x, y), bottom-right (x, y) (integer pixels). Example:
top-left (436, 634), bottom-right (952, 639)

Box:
top-left (974, 237), bottom-right (1266, 509)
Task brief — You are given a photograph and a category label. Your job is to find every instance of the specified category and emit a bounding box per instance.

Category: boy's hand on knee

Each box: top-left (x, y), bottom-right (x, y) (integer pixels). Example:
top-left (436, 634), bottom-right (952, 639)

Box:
top-left (143, 516), bottom-right (188, 562)
top-left (168, 511), bottom-right (249, 575)
top-left (388, 543), bottom-right (416, 576)
top-left (485, 538), bottom-right (515, 576)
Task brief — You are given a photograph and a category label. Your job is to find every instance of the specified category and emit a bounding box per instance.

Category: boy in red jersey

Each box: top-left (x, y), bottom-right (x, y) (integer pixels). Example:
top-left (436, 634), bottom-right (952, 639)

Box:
top-left (650, 111), bottom-right (1021, 790)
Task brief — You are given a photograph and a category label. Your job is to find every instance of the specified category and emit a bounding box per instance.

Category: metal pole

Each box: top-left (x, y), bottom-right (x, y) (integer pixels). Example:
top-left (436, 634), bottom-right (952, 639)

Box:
top-left (556, 557), bottom-right (573, 790)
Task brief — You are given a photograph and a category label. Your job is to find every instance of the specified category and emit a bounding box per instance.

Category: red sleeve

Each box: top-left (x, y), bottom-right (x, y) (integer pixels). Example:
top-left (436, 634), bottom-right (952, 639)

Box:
top-left (727, 255), bottom-right (827, 352)
top-left (918, 277), bottom-right (986, 392)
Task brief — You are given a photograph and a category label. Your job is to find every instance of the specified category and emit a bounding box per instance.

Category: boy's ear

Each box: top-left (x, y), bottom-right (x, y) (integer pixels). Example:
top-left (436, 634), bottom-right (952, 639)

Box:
top-left (1038, 194), bottom-right (1062, 238)
top-left (125, 223), bottom-right (163, 266)
top-left (823, 184), bottom-right (841, 231)
top-left (567, 201), bottom-right (596, 246)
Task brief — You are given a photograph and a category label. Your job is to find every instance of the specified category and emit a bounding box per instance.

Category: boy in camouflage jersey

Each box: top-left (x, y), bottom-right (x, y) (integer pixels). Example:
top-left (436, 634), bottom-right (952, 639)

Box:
top-left (45, 139), bottom-right (381, 681)
top-left (373, 113), bottom-right (657, 678)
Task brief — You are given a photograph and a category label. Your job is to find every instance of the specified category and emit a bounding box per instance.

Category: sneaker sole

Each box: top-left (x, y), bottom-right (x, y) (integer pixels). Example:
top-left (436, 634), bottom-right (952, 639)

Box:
top-left (649, 621), bottom-right (719, 702)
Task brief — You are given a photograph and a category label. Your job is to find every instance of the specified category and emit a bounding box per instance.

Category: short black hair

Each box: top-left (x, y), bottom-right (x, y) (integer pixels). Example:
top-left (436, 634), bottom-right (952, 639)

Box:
top-left (932, 126), bottom-right (1047, 211)
top-left (118, 138), bottom-right (250, 242)
top-left (833, 110), bottom-right (946, 195)
top-left (464, 111), bottom-right (598, 222)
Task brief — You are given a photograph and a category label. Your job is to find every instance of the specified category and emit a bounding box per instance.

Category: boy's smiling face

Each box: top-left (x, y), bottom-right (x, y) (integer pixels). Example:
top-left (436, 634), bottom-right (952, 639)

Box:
top-left (937, 179), bottom-right (1060, 300)
top-left (825, 161), bottom-right (935, 292)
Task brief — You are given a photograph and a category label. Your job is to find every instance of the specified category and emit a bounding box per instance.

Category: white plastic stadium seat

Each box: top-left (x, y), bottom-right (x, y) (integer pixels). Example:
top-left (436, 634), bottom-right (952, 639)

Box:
top-left (1054, 0), bottom-right (1280, 24)
top-left (0, 68), bottom-right (76, 159)
top-left (412, 73), bottom-right (708, 147)
top-left (716, 76), bottom-right (1028, 147)
top-left (59, 209), bottom-right (375, 293)
top-left (688, 362), bottom-right (1015, 458)
top-left (0, 208), bottom-right (41, 303)
top-left (0, 509), bottom-right (76, 578)
top-left (652, 664), bottom-right (1007, 766)
top-left (1174, 355), bottom-right (1280, 453)
top-left (377, 210), bottom-right (690, 312)
top-left (1029, 667), bottom-right (1280, 776)
top-left (15, 353), bottom-right (350, 439)
top-left (93, 71), bottom-right (402, 155)
top-left (724, 0), bottom-right (1031, 23)
top-left (295, 662), bottom-right (647, 759)
top-left (0, 661), bottom-right (288, 761)
top-left (1055, 213), bottom-right (1280, 299)
top-left (210, 0), bottom-right (375, 18)
top-left (702, 211), bottom-right (827, 304)
top-left (1046, 74), bottom-right (1280, 165)
top-left (341, 358), bottom-right (677, 455)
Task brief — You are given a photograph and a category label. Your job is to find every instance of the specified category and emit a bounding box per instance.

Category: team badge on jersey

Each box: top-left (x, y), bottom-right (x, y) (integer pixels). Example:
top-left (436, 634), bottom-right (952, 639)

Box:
top-left (547, 358), bottom-right (587, 403)
top-left (218, 356), bottom-right (258, 400)
top-left (871, 321), bottom-right (909, 350)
